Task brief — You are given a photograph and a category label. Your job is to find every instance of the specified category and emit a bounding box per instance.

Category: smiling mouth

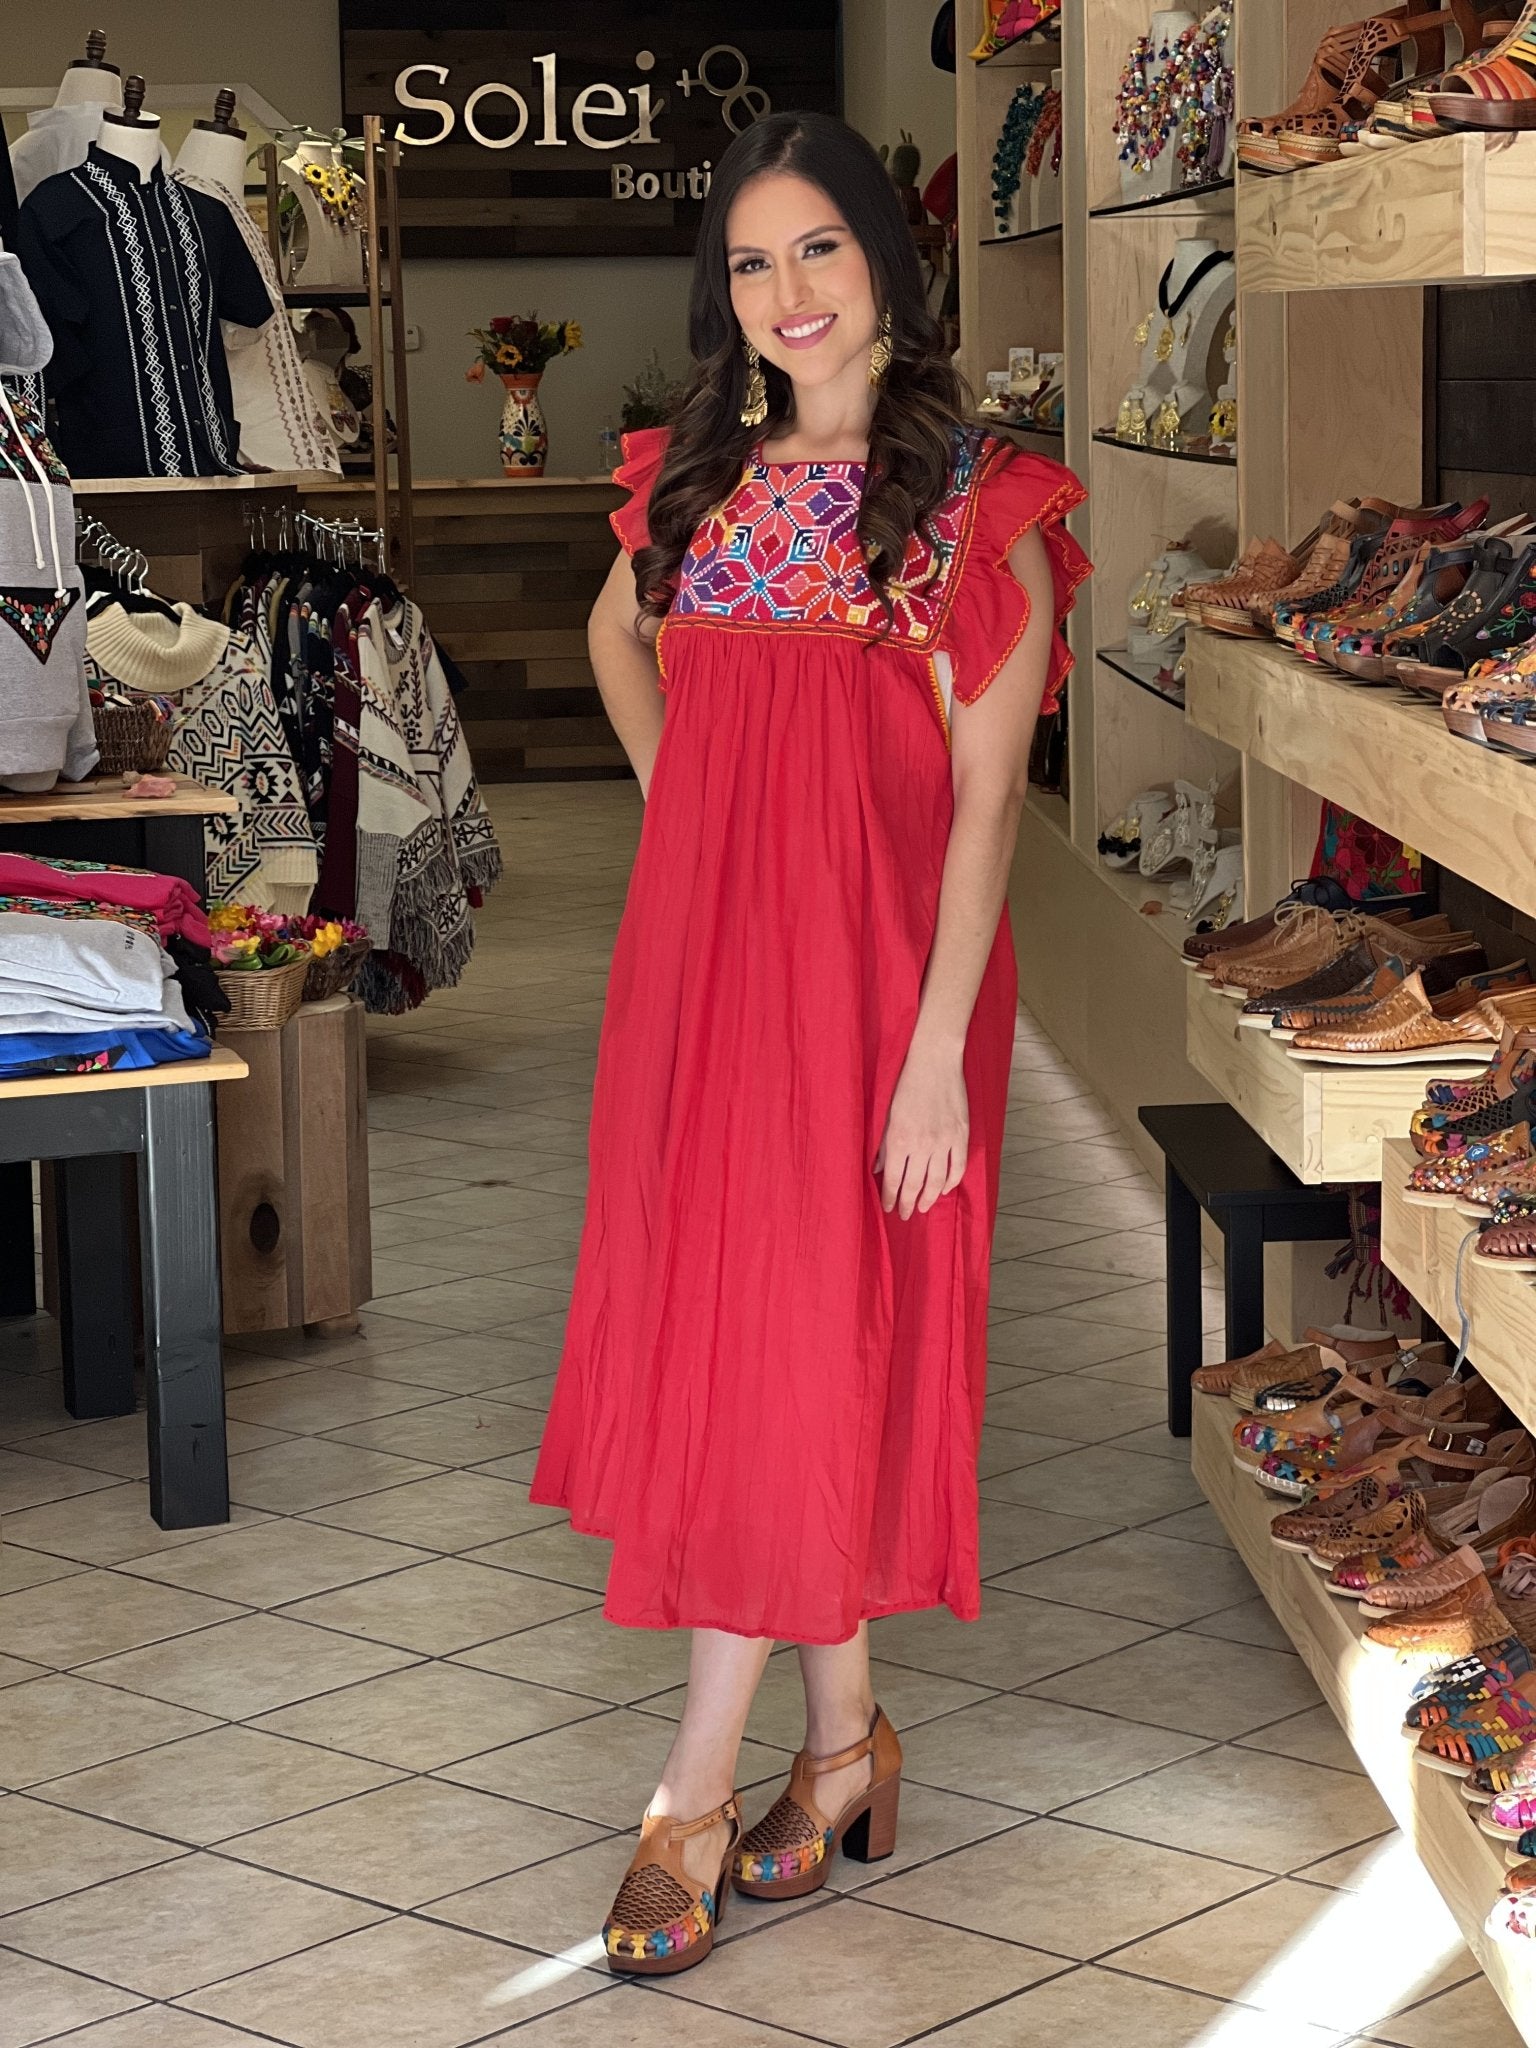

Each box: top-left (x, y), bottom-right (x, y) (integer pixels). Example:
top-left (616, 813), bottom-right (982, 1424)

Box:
top-left (773, 313), bottom-right (837, 347)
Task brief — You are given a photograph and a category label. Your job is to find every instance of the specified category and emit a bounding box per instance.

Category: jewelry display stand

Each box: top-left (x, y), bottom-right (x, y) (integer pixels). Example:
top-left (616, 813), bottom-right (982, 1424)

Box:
top-left (1120, 10), bottom-right (1195, 201)
top-left (280, 139), bottom-right (367, 294)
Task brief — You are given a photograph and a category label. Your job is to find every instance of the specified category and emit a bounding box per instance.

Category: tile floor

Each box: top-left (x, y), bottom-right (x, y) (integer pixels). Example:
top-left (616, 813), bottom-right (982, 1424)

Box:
top-left (0, 780), bottom-right (1522, 2048)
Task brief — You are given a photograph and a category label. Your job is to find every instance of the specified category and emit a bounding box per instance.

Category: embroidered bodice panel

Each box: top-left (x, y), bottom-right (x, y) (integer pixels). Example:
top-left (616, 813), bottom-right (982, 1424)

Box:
top-left (670, 430), bottom-right (984, 645)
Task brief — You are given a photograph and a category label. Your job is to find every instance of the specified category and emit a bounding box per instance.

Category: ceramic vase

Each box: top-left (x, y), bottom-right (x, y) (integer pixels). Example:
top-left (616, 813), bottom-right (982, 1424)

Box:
top-left (499, 372), bottom-right (547, 478)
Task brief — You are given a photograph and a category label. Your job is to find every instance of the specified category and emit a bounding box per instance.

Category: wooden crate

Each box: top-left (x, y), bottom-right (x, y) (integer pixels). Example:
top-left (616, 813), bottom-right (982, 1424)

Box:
top-left (1239, 130), bottom-right (1536, 294)
top-left (1185, 632), bottom-right (1536, 925)
top-left (216, 996), bottom-right (371, 1333)
top-left (1185, 971), bottom-right (1469, 1183)
top-left (1379, 1135), bottom-right (1536, 1433)
top-left (1192, 1395), bottom-right (1536, 2037)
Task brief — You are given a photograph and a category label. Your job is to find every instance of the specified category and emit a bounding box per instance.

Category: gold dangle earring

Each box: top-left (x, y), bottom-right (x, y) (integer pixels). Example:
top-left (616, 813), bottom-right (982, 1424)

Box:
top-left (868, 309), bottom-right (893, 390)
top-left (740, 338), bottom-right (768, 428)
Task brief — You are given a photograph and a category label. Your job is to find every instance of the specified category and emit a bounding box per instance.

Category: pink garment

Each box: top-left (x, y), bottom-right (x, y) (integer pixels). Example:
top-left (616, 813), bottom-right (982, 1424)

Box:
top-left (0, 852), bottom-right (211, 949)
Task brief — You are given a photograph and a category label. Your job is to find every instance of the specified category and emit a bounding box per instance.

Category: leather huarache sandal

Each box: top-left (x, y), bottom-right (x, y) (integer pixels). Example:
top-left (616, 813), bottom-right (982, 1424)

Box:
top-left (1417, 1673), bottom-right (1536, 1770)
top-left (1408, 1639), bottom-right (1536, 1724)
top-left (1413, 1050), bottom-right (1536, 1153)
top-left (1430, 0), bottom-right (1536, 122)
top-left (1232, 1331), bottom-right (1407, 1414)
top-left (1502, 1855), bottom-right (1536, 1890)
top-left (1455, 1149), bottom-right (1536, 1216)
top-left (1269, 1471), bottom-right (1411, 1551)
top-left (1191, 1337), bottom-right (1291, 1399)
top-left (1237, 8), bottom-right (1465, 170)
top-left (734, 1706), bottom-right (902, 1900)
top-left (1476, 1195), bottom-right (1536, 1269)
top-left (1464, 1735), bottom-right (1536, 1804)
top-left (1363, 1576), bottom-right (1512, 1656)
top-left (603, 1795), bottom-right (742, 1974)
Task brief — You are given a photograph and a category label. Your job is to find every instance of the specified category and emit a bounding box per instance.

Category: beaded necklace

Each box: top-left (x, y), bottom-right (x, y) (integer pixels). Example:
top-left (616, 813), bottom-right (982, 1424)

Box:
top-left (991, 83), bottom-right (1045, 233)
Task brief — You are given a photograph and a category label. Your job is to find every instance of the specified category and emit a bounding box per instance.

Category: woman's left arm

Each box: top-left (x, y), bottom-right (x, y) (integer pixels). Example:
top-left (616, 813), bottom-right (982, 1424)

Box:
top-left (875, 524), bottom-right (1057, 1220)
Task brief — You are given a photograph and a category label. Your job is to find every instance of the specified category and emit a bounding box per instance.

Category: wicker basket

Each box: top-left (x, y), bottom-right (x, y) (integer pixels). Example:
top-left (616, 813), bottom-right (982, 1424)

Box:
top-left (215, 955), bottom-right (310, 1031)
top-left (303, 937), bottom-right (370, 1005)
top-left (93, 703), bottom-right (173, 777)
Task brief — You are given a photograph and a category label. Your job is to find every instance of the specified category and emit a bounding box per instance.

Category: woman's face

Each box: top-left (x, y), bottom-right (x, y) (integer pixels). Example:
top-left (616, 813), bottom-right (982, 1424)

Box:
top-left (725, 172), bottom-right (879, 397)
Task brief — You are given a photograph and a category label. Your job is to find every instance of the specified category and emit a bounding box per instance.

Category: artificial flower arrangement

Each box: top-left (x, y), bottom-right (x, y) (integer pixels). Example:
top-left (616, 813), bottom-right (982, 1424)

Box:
top-left (208, 904), bottom-right (310, 971)
top-left (209, 906), bottom-right (371, 1026)
top-left (465, 314), bottom-right (582, 383)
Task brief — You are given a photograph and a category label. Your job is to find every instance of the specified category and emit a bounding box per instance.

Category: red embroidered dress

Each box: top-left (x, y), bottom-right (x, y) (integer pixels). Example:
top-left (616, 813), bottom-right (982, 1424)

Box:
top-left (531, 426), bottom-right (1088, 1642)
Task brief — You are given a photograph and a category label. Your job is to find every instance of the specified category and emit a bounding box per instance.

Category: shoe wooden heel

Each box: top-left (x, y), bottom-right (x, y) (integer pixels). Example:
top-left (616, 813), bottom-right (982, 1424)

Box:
top-left (734, 1705), bottom-right (903, 1900)
top-left (841, 1769), bottom-right (900, 1863)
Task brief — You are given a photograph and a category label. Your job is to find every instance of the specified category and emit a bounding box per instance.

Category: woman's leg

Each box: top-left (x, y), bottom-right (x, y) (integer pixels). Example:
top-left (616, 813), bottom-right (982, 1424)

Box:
top-left (654, 1626), bottom-right (774, 1881)
top-left (797, 1621), bottom-right (878, 1814)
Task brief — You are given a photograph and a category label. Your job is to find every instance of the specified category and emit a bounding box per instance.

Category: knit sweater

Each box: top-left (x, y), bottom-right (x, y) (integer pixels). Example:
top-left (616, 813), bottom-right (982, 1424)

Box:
top-left (87, 604), bottom-right (318, 911)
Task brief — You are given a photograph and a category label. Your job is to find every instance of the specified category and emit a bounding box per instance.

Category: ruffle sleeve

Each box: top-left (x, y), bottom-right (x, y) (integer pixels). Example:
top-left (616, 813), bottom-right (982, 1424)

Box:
top-left (609, 426), bottom-right (672, 558)
top-left (939, 443), bottom-right (1090, 718)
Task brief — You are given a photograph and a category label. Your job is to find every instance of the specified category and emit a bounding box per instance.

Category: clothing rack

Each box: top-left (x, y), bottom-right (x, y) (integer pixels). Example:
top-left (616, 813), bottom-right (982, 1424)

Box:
top-left (76, 513), bottom-right (155, 598)
top-left (242, 501), bottom-right (385, 573)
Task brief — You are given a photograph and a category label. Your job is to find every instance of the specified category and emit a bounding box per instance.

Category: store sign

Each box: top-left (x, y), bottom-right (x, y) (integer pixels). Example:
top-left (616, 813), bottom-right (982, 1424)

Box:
top-left (339, 2), bottom-right (842, 258)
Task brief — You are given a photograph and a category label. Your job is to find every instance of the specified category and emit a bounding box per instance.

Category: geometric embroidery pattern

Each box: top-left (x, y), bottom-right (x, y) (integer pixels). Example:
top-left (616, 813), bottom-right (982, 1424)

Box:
top-left (0, 585), bottom-right (80, 663)
top-left (671, 427), bottom-right (984, 647)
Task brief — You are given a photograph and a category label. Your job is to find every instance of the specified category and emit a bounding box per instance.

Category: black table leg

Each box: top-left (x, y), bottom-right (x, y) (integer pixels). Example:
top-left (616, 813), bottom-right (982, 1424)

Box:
top-left (0, 1158), bottom-right (35, 1317)
top-left (1223, 1203), bottom-right (1267, 1362)
top-left (55, 1154), bottom-right (136, 1417)
top-left (138, 1083), bottom-right (228, 1528)
top-left (1164, 1160), bottom-right (1202, 1439)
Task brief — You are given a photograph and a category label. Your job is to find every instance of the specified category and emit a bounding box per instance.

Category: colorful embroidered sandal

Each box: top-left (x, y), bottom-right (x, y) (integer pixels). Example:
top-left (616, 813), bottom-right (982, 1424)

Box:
top-left (603, 1795), bottom-right (742, 1974)
top-left (734, 1706), bottom-right (902, 1901)
top-left (1407, 1640), bottom-right (1536, 1724)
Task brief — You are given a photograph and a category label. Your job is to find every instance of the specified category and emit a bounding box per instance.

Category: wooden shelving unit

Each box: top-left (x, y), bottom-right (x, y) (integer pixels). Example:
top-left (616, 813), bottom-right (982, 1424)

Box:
top-left (1380, 1137), bottom-right (1536, 1427)
top-left (1184, 629), bottom-right (1536, 923)
top-left (1239, 130), bottom-right (1536, 294)
top-left (1193, 1394), bottom-right (1536, 2036)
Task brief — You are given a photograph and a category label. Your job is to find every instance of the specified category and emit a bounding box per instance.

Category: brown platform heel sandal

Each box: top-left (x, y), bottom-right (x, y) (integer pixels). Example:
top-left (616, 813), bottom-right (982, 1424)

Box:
top-left (603, 1794), bottom-right (741, 1975)
top-left (734, 1706), bottom-right (902, 1901)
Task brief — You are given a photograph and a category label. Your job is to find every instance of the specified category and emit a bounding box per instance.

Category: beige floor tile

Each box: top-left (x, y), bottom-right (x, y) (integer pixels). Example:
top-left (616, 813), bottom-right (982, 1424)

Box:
top-left (225, 1437), bottom-right (444, 1514)
top-left (252, 1661), bottom-right (601, 1769)
top-left (866, 1815), bottom-right (1263, 1959)
top-left (1077, 1346), bottom-right (1169, 1389)
top-left (466, 1520), bottom-right (609, 1592)
top-left (330, 1334), bottom-right (557, 1395)
top-left (438, 1706), bottom-right (789, 1828)
top-left (0, 1653), bottom-right (47, 1686)
top-left (0, 1378), bottom-right (78, 1443)
top-left (0, 1674), bottom-right (216, 1788)
top-left (278, 1556), bottom-right (595, 1656)
top-left (1057, 1279), bottom-right (1224, 1337)
top-left (224, 1370), bottom-right (446, 1433)
top-left (226, 1311), bottom-right (444, 1367)
top-left (994, 1528), bottom-right (1255, 1625)
top-left (1007, 1183), bottom-right (1163, 1231)
top-left (4, 2007), bottom-right (272, 2046)
top-left (984, 1262), bottom-right (1143, 1317)
top-left (1111, 1874), bottom-right (1474, 2033)
top-left (1028, 1631), bottom-right (1321, 1741)
top-left (323, 1397), bottom-right (546, 1468)
top-left (304, 1471), bottom-right (564, 1551)
top-left (0, 1797), bottom-right (183, 1915)
top-left (0, 1484), bottom-right (271, 1568)
top-left (226, 1776), bottom-right (603, 1910)
top-left (0, 1549), bottom-right (80, 1596)
top-left (114, 1520), bottom-right (433, 1607)
top-left (1059, 1745), bottom-right (1392, 1872)
top-left (81, 1612), bottom-right (419, 1718)
top-left (479, 1992), bottom-right (806, 2046)
top-left (988, 1214), bottom-right (1114, 1258)
top-left (976, 1422), bottom-right (1077, 1477)
top-left (1029, 1230), bottom-right (1170, 1280)
top-left (1364, 1971), bottom-right (1526, 2046)
top-left (661, 1894), bottom-right (1065, 2048)
top-left (1005, 1099), bottom-right (1122, 1145)
top-left (41, 1725), bottom-right (402, 1845)
top-left (1146, 1501), bottom-right (1236, 1549)
top-left (1293, 1829), bottom-right (1405, 1894)
top-left (977, 1500), bottom-right (1120, 1572)
top-left (0, 1447), bottom-right (120, 1515)
top-left (1188, 1596), bottom-right (1297, 1653)
top-left (182, 1913), bottom-right (597, 2046)
top-left (1109, 1422), bottom-right (1200, 1461)
top-left (641, 1651), bottom-right (992, 1751)
top-left (0, 1853), bottom-right (385, 2000)
top-left (0, 1571), bottom-right (243, 1669)
top-left (922, 1966), bottom-right (1342, 2045)
top-left (821, 1780), bottom-right (1033, 1892)
top-left (871, 1586), bottom-right (1156, 1690)
top-left (1239, 1703), bottom-right (1365, 1776)
top-left (899, 1692), bottom-right (1207, 1811)
top-left (985, 1315), bottom-right (1152, 1372)
top-left (0, 1948), bottom-right (141, 2047)
top-left (360, 1277), bottom-right (572, 1335)
top-left (453, 1606), bottom-right (691, 1704)
top-left (985, 1375), bottom-right (1169, 1443)
top-left (979, 1444), bottom-right (1204, 1522)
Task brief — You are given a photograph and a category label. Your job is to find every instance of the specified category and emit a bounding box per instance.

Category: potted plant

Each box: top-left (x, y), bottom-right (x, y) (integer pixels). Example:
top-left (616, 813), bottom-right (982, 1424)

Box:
top-left (466, 315), bottom-right (583, 478)
top-left (620, 349), bottom-right (685, 433)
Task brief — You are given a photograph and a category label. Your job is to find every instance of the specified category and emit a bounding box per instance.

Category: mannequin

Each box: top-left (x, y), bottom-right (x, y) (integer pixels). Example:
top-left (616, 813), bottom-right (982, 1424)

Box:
top-left (96, 76), bottom-right (161, 185)
top-left (281, 137), bottom-right (366, 293)
top-left (1120, 12), bottom-right (1195, 200)
top-left (1115, 239), bottom-right (1233, 446)
top-left (10, 29), bottom-right (138, 207)
top-left (175, 95), bottom-right (341, 475)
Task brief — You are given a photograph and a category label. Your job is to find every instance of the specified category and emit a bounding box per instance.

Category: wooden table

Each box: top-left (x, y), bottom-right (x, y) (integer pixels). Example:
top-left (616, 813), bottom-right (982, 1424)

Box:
top-left (0, 1047), bottom-right (248, 1528)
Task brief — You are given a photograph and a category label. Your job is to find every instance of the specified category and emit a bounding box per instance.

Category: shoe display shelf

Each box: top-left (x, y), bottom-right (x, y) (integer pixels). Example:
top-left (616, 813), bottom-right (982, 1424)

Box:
top-left (1380, 1136), bottom-right (1536, 1435)
top-left (1240, 130), bottom-right (1536, 295)
top-left (1184, 970), bottom-right (1473, 1184)
top-left (1192, 1392), bottom-right (1536, 2036)
top-left (1184, 630), bottom-right (1536, 925)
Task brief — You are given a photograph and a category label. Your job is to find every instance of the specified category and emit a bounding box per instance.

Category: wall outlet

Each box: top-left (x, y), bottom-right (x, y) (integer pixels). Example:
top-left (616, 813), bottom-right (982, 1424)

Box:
top-left (403, 325), bottom-right (422, 352)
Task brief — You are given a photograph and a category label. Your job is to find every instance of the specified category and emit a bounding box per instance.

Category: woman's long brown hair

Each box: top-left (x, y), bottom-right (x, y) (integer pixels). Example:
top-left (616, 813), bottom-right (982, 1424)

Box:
top-left (632, 111), bottom-right (972, 628)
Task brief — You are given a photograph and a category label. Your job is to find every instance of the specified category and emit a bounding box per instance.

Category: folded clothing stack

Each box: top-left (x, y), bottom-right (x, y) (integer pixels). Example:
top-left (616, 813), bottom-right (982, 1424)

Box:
top-left (0, 852), bottom-right (225, 1079)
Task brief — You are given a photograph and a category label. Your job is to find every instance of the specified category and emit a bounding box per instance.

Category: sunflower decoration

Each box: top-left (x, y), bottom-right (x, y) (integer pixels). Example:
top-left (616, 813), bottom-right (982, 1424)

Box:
top-left (300, 158), bottom-right (365, 231)
top-left (466, 314), bottom-right (583, 383)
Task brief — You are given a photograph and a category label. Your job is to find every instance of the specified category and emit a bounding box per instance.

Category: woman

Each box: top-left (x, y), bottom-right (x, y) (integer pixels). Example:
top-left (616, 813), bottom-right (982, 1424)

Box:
top-left (530, 110), bottom-right (1087, 1974)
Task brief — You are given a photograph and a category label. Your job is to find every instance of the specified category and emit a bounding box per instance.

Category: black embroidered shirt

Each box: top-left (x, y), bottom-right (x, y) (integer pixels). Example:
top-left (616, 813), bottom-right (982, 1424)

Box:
top-left (15, 147), bottom-right (271, 480)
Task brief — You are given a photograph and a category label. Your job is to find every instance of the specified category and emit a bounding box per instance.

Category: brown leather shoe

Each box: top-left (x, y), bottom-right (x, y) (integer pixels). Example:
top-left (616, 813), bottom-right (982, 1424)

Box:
top-left (604, 1795), bottom-right (742, 1974)
top-left (1288, 971), bottom-right (1501, 1064)
top-left (1209, 908), bottom-right (1362, 994)
top-left (734, 1707), bottom-right (902, 1900)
